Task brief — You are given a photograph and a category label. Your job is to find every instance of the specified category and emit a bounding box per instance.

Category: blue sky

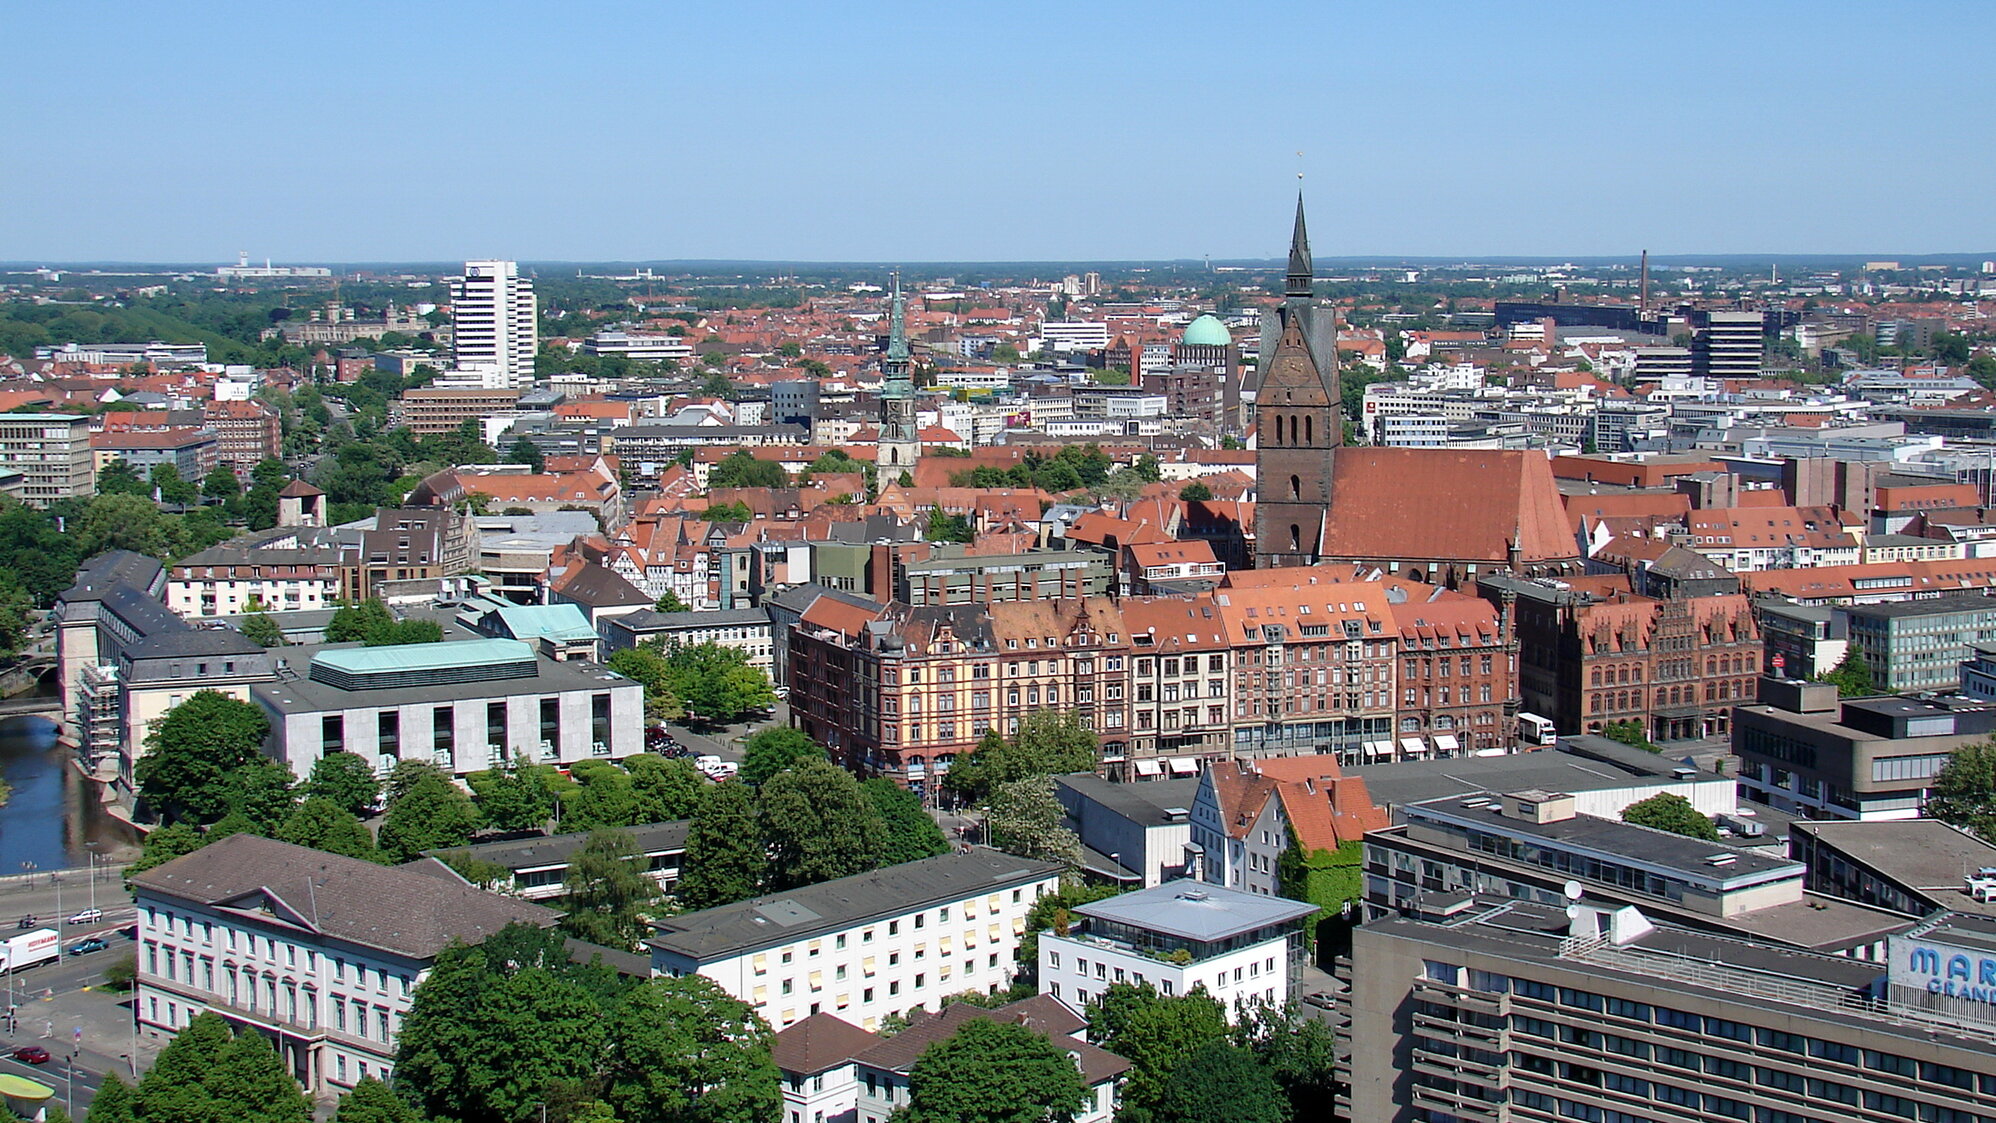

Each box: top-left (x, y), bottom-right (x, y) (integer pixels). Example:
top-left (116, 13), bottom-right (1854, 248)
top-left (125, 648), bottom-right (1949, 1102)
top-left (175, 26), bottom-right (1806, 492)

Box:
top-left (6, 1), bottom-right (1994, 263)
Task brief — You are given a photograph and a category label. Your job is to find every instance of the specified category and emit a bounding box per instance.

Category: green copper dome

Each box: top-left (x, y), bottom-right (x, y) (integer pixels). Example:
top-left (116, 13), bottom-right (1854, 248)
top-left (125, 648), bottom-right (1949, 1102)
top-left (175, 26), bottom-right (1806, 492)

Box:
top-left (1181, 314), bottom-right (1232, 347)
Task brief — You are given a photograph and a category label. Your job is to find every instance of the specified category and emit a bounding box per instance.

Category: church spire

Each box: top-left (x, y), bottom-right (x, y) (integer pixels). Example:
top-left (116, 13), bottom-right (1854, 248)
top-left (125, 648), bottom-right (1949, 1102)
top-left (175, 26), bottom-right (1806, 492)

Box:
top-left (1285, 191), bottom-right (1313, 300)
top-left (887, 270), bottom-right (910, 366)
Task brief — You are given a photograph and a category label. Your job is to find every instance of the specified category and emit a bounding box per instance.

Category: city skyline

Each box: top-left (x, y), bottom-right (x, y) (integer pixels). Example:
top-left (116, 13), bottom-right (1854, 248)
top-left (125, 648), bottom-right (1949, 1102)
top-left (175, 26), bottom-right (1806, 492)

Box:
top-left (7, 1), bottom-right (1996, 262)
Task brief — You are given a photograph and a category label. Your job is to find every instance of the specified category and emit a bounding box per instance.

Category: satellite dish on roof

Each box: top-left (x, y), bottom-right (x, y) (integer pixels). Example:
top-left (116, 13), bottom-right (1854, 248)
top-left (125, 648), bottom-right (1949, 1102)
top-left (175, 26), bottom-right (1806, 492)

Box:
top-left (1562, 880), bottom-right (1583, 901)
top-left (1565, 904), bottom-right (1581, 921)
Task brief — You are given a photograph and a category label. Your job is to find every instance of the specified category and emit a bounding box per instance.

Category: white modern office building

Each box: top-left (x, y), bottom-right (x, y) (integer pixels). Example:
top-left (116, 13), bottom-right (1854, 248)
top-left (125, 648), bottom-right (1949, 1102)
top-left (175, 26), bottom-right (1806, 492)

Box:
top-left (251, 638), bottom-right (644, 779)
top-left (131, 834), bottom-right (558, 1096)
top-left (449, 260), bottom-right (537, 389)
top-left (649, 850), bottom-right (1064, 1032)
top-left (1037, 881), bottom-right (1315, 1019)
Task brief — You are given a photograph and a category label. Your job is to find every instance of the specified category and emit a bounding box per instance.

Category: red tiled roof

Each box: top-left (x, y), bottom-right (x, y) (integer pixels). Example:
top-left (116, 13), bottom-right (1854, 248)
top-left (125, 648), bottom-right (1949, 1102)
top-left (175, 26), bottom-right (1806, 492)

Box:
top-left (1324, 450), bottom-right (1576, 565)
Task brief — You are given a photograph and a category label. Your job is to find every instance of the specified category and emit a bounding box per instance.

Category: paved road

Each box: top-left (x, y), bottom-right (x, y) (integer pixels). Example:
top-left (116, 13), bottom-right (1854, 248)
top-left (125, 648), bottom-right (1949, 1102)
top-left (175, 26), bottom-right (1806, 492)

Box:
top-left (659, 701), bottom-right (791, 766)
top-left (0, 873), bottom-right (134, 933)
top-left (0, 924), bottom-right (144, 1117)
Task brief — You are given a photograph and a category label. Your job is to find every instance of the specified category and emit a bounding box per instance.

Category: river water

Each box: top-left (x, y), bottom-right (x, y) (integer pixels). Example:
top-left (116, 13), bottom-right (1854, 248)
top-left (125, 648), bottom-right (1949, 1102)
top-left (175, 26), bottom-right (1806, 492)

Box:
top-left (0, 717), bottom-right (140, 872)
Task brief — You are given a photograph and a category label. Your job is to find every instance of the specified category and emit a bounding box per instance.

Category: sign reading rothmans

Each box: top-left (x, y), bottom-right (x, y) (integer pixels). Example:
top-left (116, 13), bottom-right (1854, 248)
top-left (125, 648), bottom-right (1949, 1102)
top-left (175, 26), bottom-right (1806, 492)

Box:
top-left (1887, 916), bottom-right (1996, 1026)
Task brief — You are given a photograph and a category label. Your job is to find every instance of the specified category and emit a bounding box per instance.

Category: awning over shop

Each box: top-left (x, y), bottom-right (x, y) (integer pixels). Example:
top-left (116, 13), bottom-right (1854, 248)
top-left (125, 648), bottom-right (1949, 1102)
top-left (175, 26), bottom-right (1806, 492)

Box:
top-left (1134, 759), bottom-right (1164, 777)
top-left (1433, 734), bottom-right (1460, 753)
top-left (1168, 757), bottom-right (1199, 775)
top-left (1400, 737), bottom-right (1426, 756)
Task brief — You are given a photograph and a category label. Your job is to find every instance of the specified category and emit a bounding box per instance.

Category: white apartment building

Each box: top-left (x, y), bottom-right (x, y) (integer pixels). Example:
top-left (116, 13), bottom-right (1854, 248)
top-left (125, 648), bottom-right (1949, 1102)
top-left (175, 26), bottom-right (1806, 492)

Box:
top-left (649, 850), bottom-right (1064, 1032)
top-left (131, 834), bottom-right (558, 1096)
top-left (1037, 321), bottom-right (1110, 352)
top-left (585, 330), bottom-right (695, 363)
top-left (1037, 881), bottom-right (1315, 1020)
top-left (449, 260), bottom-right (537, 389)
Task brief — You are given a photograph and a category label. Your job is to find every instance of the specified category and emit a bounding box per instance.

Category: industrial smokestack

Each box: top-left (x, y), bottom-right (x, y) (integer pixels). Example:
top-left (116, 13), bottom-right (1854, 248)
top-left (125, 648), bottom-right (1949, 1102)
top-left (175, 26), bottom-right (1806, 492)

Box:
top-left (1640, 250), bottom-right (1649, 318)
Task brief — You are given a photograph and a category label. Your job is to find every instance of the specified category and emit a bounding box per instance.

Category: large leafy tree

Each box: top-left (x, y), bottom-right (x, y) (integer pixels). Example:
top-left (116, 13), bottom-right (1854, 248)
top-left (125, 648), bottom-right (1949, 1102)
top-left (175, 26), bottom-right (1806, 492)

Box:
top-left (394, 925), bottom-right (614, 1123)
top-left (757, 758), bottom-right (885, 890)
top-left (607, 644), bottom-right (684, 724)
top-left (1152, 1041), bottom-right (1291, 1123)
top-left (561, 829), bottom-right (664, 952)
top-left (566, 759), bottom-right (640, 831)
top-left (1090, 984), bottom-right (1230, 1119)
top-left (604, 976), bottom-right (779, 1123)
top-left (468, 755), bottom-right (558, 832)
top-left (1620, 792), bottom-right (1720, 842)
top-left (865, 777), bottom-right (950, 865)
top-left (707, 450), bottom-right (788, 489)
top-left (124, 821), bottom-right (206, 880)
top-left (1815, 649), bottom-right (1876, 697)
top-left (1931, 738), bottom-right (1996, 841)
top-left (278, 797), bottom-right (384, 862)
top-left (133, 1010), bottom-right (310, 1123)
top-left (204, 1027), bottom-right (315, 1123)
top-left (330, 1078), bottom-right (423, 1123)
top-left (946, 711), bottom-right (1098, 801)
top-left (739, 726), bottom-right (826, 787)
top-left (984, 774), bottom-right (1081, 867)
top-left (677, 781), bottom-right (766, 909)
top-left (1232, 1000), bottom-right (1340, 1119)
top-left (302, 750), bottom-right (381, 815)
top-left (664, 642), bottom-right (775, 725)
top-left (626, 753), bottom-right (704, 822)
top-left (377, 771), bottom-right (480, 863)
top-left (86, 1072), bottom-right (137, 1123)
top-left (216, 757), bottom-right (297, 833)
top-left (899, 1018), bottom-right (1090, 1123)
top-left (135, 690), bottom-right (272, 823)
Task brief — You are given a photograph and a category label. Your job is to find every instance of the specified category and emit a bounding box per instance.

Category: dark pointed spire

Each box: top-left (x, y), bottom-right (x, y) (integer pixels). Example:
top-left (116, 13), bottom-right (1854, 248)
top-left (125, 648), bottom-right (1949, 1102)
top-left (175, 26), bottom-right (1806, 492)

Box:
top-left (1286, 191), bottom-right (1313, 300)
top-left (887, 271), bottom-right (909, 363)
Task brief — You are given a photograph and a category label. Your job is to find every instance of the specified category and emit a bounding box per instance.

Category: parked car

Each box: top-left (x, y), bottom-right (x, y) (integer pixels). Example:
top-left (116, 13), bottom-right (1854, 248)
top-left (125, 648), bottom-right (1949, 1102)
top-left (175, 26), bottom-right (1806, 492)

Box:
top-left (12, 1046), bottom-right (49, 1065)
top-left (66, 937), bottom-right (106, 956)
top-left (65, 908), bottom-right (102, 925)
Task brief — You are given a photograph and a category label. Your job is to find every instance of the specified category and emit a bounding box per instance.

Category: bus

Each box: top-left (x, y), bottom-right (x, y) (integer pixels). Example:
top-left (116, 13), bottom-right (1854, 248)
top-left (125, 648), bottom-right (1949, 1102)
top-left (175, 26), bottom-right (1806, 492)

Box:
top-left (1518, 713), bottom-right (1557, 747)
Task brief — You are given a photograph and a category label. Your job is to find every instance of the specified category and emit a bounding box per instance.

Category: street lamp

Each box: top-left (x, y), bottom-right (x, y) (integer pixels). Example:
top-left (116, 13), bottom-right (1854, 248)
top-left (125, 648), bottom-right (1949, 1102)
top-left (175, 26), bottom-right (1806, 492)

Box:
top-left (84, 843), bottom-right (100, 913)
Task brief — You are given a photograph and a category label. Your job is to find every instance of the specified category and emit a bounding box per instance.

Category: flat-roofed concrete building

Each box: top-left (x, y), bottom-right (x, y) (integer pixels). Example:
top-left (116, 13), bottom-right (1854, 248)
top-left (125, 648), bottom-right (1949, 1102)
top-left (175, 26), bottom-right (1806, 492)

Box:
top-left (252, 637), bottom-right (642, 779)
top-left (1365, 786), bottom-right (1911, 956)
top-left (399, 388), bottom-right (522, 436)
top-left (1844, 594), bottom-right (1996, 691)
top-left (1734, 676), bottom-right (1996, 821)
top-left (1789, 818), bottom-right (1996, 920)
top-left (1053, 773), bottom-right (1200, 887)
top-left (1343, 898), bottom-right (1996, 1123)
top-left (649, 850), bottom-right (1062, 1033)
top-left (0, 412), bottom-right (94, 506)
top-left (1037, 880), bottom-right (1316, 1019)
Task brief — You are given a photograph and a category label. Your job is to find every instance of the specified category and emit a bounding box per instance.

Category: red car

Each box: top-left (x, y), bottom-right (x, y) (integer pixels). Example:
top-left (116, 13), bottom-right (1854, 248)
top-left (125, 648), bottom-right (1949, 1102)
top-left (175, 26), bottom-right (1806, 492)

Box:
top-left (12, 1046), bottom-right (49, 1065)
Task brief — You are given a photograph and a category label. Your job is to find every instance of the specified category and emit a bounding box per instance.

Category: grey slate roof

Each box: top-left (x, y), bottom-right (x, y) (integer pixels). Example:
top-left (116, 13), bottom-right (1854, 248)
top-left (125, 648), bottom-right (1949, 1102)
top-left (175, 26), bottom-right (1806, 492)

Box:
top-left (1353, 737), bottom-right (1714, 811)
top-left (554, 562), bottom-right (652, 609)
top-left (62, 550), bottom-right (164, 601)
top-left (648, 850), bottom-right (1062, 962)
top-left (131, 834), bottom-right (559, 962)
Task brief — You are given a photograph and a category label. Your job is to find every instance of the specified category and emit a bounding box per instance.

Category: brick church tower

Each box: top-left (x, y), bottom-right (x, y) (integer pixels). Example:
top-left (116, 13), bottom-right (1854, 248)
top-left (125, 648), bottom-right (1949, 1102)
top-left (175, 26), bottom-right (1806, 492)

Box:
top-left (1255, 194), bottom-right (1342, 567)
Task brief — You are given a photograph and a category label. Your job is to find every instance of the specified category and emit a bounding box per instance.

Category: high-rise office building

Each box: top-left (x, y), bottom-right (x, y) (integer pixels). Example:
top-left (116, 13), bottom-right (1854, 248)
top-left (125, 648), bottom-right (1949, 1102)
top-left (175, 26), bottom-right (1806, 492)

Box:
top-left (449, 260), bottom-right (537, 389)
top-left (1695, 310), bottom-right (1765, 380)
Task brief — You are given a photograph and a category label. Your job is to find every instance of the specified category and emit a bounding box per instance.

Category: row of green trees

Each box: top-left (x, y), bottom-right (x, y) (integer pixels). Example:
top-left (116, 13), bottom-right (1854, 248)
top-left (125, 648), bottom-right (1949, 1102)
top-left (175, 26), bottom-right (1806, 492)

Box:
top-left (393, 924), bottom-right (776, 1123)
top-left (677, 752), bottom-right (949, 910)
top-left (606, 640), bottom-right (775, 725)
